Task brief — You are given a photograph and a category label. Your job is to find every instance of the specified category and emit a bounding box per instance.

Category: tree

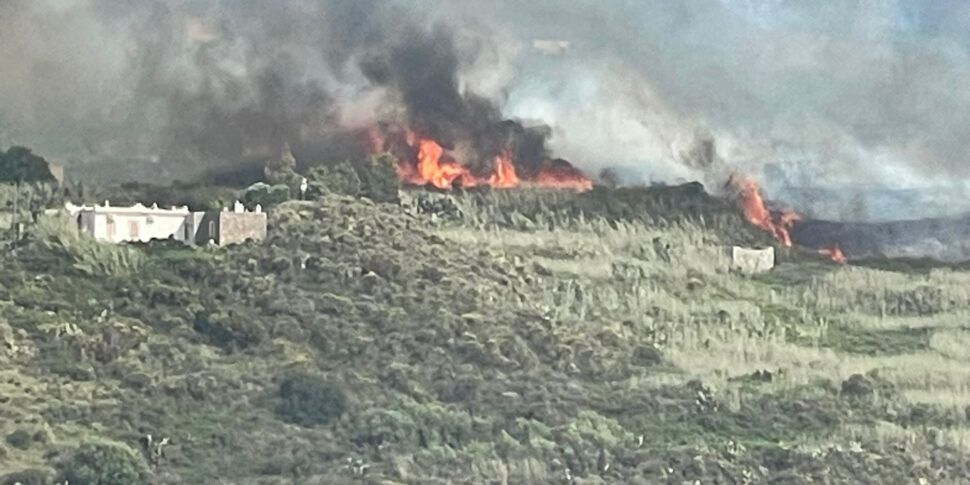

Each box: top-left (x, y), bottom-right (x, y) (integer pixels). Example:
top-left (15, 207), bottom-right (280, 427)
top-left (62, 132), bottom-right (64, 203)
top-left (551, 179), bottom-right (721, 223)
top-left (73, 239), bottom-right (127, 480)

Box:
top-left (0, 146), bottom-right (55, 185)
top-left (0, 146), bottom-right (56, 230)
top-left (304, 154), bottom-right (399, 203)
top-left (358, 153), bottom-right (400, 203)
top-left (264, 142), bottom-right (302, 193)
top-left (305, 162), bottom-right (361, 199)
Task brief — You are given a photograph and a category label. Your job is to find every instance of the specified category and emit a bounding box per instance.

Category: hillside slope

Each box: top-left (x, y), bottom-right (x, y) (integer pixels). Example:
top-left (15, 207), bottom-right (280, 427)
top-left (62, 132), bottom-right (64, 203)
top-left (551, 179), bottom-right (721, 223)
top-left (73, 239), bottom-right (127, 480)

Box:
top-left (2, 186), bottom-right (970, 483)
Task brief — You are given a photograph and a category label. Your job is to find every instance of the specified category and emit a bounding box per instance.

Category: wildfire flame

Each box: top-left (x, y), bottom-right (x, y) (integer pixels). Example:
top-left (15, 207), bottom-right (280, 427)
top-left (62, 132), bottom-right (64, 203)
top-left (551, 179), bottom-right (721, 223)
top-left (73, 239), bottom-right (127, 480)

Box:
top-left (487, 150), bottom-right (520, 188)
top-left (388, 134), bottom-right (592, 191)
top-left (731, 175), bottom-right (848, 264)
top-left (735, 177), bottom-right (799, 247)
top-left (533, 160), bottom-right (595, 191)
top-left (819, 245), bottom-right (847, 264)
top-left (408, 139), bottom-right (476, 189)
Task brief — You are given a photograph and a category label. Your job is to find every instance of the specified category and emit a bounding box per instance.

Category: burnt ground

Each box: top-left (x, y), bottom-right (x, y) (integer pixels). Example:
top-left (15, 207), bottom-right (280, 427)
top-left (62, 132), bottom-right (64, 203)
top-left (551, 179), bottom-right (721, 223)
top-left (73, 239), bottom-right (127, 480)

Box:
top-left (793, 215), bottom-right (970, 263)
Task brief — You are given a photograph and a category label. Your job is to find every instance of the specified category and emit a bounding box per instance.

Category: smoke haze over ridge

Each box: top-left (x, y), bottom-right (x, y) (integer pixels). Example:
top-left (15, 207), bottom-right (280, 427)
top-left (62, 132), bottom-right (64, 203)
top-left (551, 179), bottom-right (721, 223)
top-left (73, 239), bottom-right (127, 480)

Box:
top-left (1, 0), bottom-right (969, 218)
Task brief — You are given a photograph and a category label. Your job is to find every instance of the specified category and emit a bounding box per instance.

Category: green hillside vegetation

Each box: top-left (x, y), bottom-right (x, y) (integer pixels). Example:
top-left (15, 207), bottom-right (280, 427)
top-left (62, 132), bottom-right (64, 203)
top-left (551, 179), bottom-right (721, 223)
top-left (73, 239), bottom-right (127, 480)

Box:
top-left (2, 178), bottom-right (970, 483)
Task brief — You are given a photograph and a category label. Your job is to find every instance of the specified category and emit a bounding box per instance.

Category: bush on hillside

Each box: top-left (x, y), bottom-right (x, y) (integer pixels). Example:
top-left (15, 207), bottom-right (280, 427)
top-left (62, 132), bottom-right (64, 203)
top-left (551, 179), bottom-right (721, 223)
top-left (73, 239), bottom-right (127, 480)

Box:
top-left (0, 468), bottom-right (53, 485)
top-left (306, 154), bottom-right (398, 202)
top-left (59, 439), bottom-right (149, 485)
top-left (278, 372), bottom-right (348, 427)
top-left (193, 310), bottom-right (267, 350)
top-left (357, 153), bottom-right (400, 203)
top-left (306, 161), bottom-right (361, 199)
top-left (31, 213), bottom-right (146, 276)
top-left (241, 182), bottom-right (291, 210)
top-left (5, 429), bottom-right (32, 450)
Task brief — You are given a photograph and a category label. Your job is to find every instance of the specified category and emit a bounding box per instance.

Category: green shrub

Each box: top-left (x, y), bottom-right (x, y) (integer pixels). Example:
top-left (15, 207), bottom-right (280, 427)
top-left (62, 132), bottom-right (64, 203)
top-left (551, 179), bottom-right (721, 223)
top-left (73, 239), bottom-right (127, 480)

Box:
top-left (0, 181), bottom-right (60, 223)
top-left (193, 310), bottom-right (267, 350)
top-left (278, 372), bottom-right (348, 427)
top-left (306, 162), bottom-right (360, 198)
top-left (358, 154), bottom-right (400, 203)
top-left (241, 182), bottom-right (291, 210)
top-left (5, 429), bottom-right (32, 450)
top-left (59, 439), bottom-right (149, 485)
top-left (306, 155), bottom-right (399, 203)
top-left (0, 468), bottom-right (53, 485)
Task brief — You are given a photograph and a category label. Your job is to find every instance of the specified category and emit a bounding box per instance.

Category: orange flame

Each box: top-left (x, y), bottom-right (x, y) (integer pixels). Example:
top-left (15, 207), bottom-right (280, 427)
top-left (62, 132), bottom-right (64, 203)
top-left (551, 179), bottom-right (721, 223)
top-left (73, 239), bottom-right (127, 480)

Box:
top-left (407, 138), bottom-right (476, 189)
top-left (391, 134), bottom-right (591, 191)
top-left (533, 161), bottom-right (594, 191)
top-left (735, 177), bottom-right (799, 247)
top-left (819, 245), bottom-right (847, 264)
top-left (487, 150), bottom-right (520, 188)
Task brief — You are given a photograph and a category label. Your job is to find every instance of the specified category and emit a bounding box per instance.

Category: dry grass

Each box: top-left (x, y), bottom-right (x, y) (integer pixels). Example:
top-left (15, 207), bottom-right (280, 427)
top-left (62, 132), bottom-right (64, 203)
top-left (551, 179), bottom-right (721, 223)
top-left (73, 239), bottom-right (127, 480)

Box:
top-left (438, 193), bottom-right (970, 452)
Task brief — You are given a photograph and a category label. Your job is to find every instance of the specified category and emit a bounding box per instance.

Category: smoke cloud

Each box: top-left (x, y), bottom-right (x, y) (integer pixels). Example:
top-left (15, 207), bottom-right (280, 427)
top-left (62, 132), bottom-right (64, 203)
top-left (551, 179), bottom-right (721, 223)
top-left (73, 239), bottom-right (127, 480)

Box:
top-left (1, 0), bottom-right (969, 218)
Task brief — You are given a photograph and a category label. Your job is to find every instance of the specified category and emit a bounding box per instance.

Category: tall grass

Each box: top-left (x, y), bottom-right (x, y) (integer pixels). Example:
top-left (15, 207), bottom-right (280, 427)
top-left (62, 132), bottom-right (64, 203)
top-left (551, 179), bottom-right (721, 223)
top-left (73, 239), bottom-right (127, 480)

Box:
top-left (432, 186), bottom-right (970, 448)
top-left (32, 213), bottom-right (146, 277)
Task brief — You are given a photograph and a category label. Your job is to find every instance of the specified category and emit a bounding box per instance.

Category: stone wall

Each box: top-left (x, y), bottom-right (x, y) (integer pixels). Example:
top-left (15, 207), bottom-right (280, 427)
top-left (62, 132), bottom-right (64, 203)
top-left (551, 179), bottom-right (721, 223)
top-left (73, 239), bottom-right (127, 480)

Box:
top-left (217, 212), bottom-right (267, 245)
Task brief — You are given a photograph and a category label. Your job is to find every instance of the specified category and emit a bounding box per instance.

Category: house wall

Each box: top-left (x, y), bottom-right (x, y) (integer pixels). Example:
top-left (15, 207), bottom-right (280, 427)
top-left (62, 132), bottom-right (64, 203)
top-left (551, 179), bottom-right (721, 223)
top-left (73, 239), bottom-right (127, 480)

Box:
top-left (730, 246), bottom-right (775, 274)
top-left (72, 203), bottom-right (266, 246)
top-left (217, 212), bottom-right (267, 245)
top-left (195, 212), bottom-right (221, 245)
top-left (184, 212), bottom-right (207, 244)
top-left (79, 210), bottom-right (192, 243)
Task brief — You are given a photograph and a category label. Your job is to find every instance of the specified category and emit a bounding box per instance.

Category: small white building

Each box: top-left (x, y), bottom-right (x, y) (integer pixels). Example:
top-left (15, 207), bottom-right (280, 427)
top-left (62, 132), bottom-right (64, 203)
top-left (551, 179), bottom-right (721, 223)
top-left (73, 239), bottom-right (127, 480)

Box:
top-left (729, 246), bottom-right (775, 274)
top-left (65, 200), bottom-right (266, 246)
top-left (69, 201), bottom-right (197, 244)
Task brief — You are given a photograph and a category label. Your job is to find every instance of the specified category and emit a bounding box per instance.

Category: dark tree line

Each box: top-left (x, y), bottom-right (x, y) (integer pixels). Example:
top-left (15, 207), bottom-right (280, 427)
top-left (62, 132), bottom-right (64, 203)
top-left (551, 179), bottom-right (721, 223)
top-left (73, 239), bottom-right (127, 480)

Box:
top-left (0, 146), bottom-right (55, 186)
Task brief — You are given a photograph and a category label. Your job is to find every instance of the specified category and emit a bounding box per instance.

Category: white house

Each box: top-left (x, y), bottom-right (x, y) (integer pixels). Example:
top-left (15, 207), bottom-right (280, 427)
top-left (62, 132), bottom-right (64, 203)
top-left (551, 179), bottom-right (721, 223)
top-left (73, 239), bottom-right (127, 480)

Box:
top-left (69, 201), bottom-right (197, 244)
top-left (65, 200), bottom-right (266, 245)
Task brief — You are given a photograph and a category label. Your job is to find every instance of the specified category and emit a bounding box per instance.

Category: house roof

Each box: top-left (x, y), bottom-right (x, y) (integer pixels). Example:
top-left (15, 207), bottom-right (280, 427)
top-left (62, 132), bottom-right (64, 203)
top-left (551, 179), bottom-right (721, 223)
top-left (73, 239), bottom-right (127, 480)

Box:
top-left (68, 202), bottom-right (191, 216)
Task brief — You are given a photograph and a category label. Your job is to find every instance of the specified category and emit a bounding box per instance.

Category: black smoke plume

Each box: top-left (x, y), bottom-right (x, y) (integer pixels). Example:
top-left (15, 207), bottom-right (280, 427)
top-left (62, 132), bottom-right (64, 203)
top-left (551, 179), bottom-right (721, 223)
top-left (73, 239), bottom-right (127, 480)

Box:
top-left (359, 24), bottom-right (556, 176)
top-left (0, 0), bottom-right (562, 182)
